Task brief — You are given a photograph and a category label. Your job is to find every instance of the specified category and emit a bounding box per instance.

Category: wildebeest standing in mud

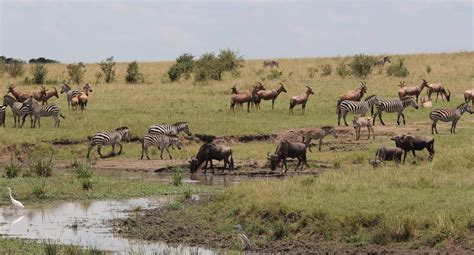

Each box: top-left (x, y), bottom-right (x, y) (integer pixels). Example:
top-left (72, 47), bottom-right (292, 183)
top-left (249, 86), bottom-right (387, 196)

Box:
top-left (390, 134), bottom-right (435, 164)
top-left (189, 143), bottom-right (234, 174)
top-left (268, 137), bottom-right (311, 172)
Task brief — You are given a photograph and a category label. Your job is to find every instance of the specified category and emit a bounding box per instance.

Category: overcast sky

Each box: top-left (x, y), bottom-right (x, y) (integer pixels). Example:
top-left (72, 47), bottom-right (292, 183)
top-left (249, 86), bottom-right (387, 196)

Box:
top-left (0, 0), bottom-right (472, 63)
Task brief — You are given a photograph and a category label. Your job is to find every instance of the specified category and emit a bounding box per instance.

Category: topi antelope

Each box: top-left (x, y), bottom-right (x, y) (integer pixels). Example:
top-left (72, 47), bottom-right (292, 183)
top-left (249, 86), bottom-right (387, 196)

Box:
top-left (289, 86), bottom-right (314, 115)
top-left (398, 79), bottom-right (429, 103)
top-left (427, 83), bottom-right (451, 102)
top-left (255, 83), bottom-right (287, 110)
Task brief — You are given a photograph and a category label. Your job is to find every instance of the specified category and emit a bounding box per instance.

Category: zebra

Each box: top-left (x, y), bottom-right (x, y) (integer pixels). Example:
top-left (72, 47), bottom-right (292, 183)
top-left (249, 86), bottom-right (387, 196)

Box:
top-left (148, 122), bottom-right (192, 136)
top-left (87, 127), bottom-right (131, 159)
top-left (23, 97), bottom-right (65, 128)
top-left (3, 95), bottom-right (33, 128)
top-left (337, 95), bottom-right (378, 126)
top-left (429, 102), bottom-right (472, 134)
top-left (141, 134), bottom-right (181, 160)
top-left (60, 83), bottom-right (92, 108)
top-left (0, 104), bottom-right (5, 127)
top-left (372, 97), bottom-right (419, 126)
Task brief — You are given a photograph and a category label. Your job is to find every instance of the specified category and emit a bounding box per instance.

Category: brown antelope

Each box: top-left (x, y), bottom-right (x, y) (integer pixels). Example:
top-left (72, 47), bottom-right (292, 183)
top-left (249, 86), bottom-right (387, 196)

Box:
top-left (7, 85), bottom-right (34, 102)
top-left (255, 83), bottom-right (287, 110)
top-left (289, 86), bottom-right (314, 115)
top-left (230, 85), bottom-right (263, 113)
top-left (464, 88), bottom-right (474, 106)
top-left (39, 87), bottom-right (59, 105)
top-left (398, 79), bottom-right (429, 103)
top-left (427, 83), bottom-right (451, 102)
top-left (336, 81), bottom-right (367, 113)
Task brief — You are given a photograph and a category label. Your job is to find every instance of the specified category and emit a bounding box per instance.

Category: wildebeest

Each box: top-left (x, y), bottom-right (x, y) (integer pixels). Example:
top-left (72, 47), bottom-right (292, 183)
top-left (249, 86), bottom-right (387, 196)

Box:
top-left (369, 146), bottom-right (403, 167)
top-left (464, 88), bottom-right (474, 106)
top-left (398, 79), bottom-right (429, 103)
top-left (427, 83), bottom-right (451, 102)
top-left (189, 143), bottom-right (234, 174)
top-left (263, 60), bottom-right (279, 68)
top-left (390, 134), bottom-right (435, 163)
top-left (302, 126), bottom-right (338, 152)
top-left (268, 138), bottom-right (311, 172)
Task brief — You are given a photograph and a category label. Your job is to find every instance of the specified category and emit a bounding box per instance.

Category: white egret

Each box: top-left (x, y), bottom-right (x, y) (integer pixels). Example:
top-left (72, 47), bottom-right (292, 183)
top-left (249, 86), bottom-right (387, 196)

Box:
top-left (6, 187), bottom-right (24, 212)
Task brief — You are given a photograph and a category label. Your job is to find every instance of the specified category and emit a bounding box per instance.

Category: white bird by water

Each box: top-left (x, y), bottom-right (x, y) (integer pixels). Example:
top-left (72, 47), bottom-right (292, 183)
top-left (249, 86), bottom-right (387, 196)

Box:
top-left (6, 187), bottom-right (24, 212)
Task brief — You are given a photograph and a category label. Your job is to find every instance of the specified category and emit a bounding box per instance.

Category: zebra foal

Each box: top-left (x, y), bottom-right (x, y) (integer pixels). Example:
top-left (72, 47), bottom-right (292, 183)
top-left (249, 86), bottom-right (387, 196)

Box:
top-left (373, 97), bottom-right (418, 126)
top-left (148, 122), bottom-right (192, 136)
top-left (337, 95), bottom-right (378, 126)
top-left (141, 134), bottom-right (181, 160)
top-left (87, 127), bottom-right (131, 159)
top-left (429, 102), bottom-right (472, 134)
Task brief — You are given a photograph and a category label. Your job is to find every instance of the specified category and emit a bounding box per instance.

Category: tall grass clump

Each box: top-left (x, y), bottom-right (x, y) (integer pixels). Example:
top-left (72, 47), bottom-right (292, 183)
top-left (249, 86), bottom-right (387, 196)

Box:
top-left (168, 53), bottom-right (194, 81)
top-left (4, 161), bottom-right (22, 178)
top-left (350, 54), bottom-right (375, 78)
top-left (125, 61), bottom-right (144, 84)
top-left (99, 56), bottom-right (116, 83)
top-left (29, 157), bottom-right (54, 177)
top-left (67, 63), bottom-right (86, 84)
top-left (387, 59), bottom-right (409, 77)
top-left (30, 63), bottom-right (48, 84)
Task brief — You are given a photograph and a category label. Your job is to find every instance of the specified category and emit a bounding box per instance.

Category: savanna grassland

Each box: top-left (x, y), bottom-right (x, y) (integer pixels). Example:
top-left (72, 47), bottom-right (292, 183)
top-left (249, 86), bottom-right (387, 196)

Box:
top-left (1, 51), bottom-right (474, 252)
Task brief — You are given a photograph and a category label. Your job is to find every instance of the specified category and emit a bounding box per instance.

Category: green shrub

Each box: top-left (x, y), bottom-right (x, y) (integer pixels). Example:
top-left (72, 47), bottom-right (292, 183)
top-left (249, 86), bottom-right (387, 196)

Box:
top-left (426, 65), bottom-right (432, 74)
top-left (350, 54), bottom-right (375, 78)
top-left (4, 161), bottom-right (22, 178)
top-left (125, 61), bottom-right (144, 83)
top-left (99, 56), bottom-right (116, 83)
top-left (29, 158), bottom-right (54, 177)
top-left (74, 161), bottom-right (93, 179)
top-left (30, 64), bottom-right (48, 84)
top-left (171, 168), bottom-right (183, 186)
top-left (67, 63), bottom-right (86, 84)
top-left (387, 59), bottom-right (409, 77)
top-left (336, 61), bottom-right (350, 78)
top-left (5, 59), bottom-right (25, 78)
top-left (168, 53), bottom-right (194, 81)
top-left (320, 64), bottom-right (332, 76)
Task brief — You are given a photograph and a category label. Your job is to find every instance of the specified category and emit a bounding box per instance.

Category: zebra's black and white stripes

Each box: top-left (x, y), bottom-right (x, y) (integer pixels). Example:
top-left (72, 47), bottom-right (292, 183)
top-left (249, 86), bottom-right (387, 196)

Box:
top-left (24, 97), bottom-right (65, 128)
top-left (148, 122), bottom-right (192, 136)
top-left (87, 127), bottom-right (131, 159)
top-left (141, 134), bottom-right (181, 160)
top-left (337, 95), bottom-right (378, 126)
top-left (429, 102), bottom-right (472, 134)
top-left (373, 97), bottom-right (418, 125)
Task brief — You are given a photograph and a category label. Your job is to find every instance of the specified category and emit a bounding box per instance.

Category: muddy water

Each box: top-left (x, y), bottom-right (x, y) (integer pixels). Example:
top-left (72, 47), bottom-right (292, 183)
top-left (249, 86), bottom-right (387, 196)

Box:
top-left (0, 197), bottom-right (216, 254)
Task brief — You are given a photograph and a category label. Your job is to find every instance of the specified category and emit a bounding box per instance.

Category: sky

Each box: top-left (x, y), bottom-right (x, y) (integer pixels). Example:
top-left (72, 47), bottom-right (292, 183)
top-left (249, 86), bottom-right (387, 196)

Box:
top-left (0, 0), bottom-right (472, 63)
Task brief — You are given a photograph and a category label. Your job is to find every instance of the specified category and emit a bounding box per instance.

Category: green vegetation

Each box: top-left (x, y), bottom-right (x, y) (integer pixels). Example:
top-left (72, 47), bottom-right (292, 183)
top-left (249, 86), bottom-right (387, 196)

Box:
top-left (0, 238), bottom-right (107, 255)
top-left (387, 59), bottom-right (410, 77)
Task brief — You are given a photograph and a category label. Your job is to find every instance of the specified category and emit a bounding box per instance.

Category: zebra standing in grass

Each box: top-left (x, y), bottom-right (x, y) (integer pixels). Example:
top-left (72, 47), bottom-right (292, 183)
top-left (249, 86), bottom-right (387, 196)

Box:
top-left (0, 104), bottom-right (5, 127)
top-left (3, 95), bottom-right (32, 128)
top-left (141, 134), bottom-right (181, 160)
top-left (23, 97), bottom-right (65, 128)
top-left (60, 83), bottom-right (92, 108)
top-left (429, 102), bottom-right (472, 134)
top-left (373, 97), bottom-right (419, 126)
top-left (87, 127), bottom-right (131, 159)
top-left (148, 122), bottom-right (192, 136)
top-left (337, 95), bottom-right (378, 126)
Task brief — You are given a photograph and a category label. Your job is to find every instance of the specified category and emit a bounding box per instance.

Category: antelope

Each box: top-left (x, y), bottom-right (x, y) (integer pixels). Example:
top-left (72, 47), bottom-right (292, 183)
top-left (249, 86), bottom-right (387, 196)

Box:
top-left (289, 86), bottom-right (314, 115)
top-left (427, 83), bottom-right (451, 102)
top-left (398, 79), bottom-right (429, 103)
top-left (7, 85), bottom-right (33, 102)
top-left (464, 88), bottom-right (474, 106)
top-left (255, 83), bottom-right (287, 110)
top-left (336, 81), bottom-right (367, 113)
top-left (230, 85), bottom-right (263, 113)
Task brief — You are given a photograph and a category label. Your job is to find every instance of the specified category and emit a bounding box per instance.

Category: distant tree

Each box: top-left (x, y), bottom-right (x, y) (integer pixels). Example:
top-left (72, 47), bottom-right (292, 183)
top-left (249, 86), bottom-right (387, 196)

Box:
top-left (125, 61), bottom-right (144, 84)
top-left (67, 63), bottom-right (86, 84)
top-left (100, 56), bottom-right (116, 83)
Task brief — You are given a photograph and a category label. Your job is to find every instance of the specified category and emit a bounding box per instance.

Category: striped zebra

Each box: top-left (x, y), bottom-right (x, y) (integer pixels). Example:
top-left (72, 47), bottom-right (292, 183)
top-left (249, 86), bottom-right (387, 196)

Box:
top-left (429, 102), bottom-right (472, 134)
top-left (373, 97), bottom-right (419, 126)
top-left (60, 83), bottom-right (92, 108)
top-left (141, 134), bottom-right (181, 160)
top-left (24, 97), bottom-right (65, 128)
top-left (3, 95), bottom-right (33, 128)
top-left (148, 122), bottom-right (192, 136)
top-left (87, 127), bottom-right (131, 159)
top-left (337, 95), bottom-right (378, 126)
top-left (0, 104), bottom-right (5, 127)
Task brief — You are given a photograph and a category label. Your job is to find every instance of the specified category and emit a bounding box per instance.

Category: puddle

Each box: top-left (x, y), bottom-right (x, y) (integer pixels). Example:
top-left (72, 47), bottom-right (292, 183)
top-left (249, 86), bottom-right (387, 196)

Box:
top-left (0, 197), bottom-right (216, 254)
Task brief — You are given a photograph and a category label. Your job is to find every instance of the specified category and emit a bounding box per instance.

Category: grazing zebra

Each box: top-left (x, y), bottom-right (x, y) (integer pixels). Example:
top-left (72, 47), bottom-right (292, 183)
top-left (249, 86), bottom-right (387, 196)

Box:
top-left (148, 122), bottom-right (192, 136)
top-left (3, 95), bottom-right (32, 128)
top-left (23, 97), bottom-right (65, 128)
top-left (337, 95), bottom-right (378, 126)
top-left (60, 83), bottom-right (92, 108)
top-left (429, 102), bottom-right (472, 134)
top-left (141, 134), bottom-right (181, 160)
top-left (0, 104), bottom-right (5, 127)
top-left (373, 97), bottom-right (419, 126)
top-left (87, 127), bottom-right (131, 159)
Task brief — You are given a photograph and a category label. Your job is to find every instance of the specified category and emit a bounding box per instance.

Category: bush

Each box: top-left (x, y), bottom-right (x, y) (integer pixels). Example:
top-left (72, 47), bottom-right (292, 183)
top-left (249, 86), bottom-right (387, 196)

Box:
top-left (67, 63), bottom-right (86, 84)
top-left (307, 67), bottom-right (318, 78)
top-left (5, 59), bottom-right (25, 78)
top-left (171, 168), bottom-right (183, 186)
top-left (31, 64), bottom-right (48, 84)
top-left (320, 64), bottom-right (332, 76)
top-left (125, 61), bottom-right (144, 83)
top-left (426, 65), bottom-right (432, 74)
top-left (350, 54), bottom-right (375, 78)
top-left (99, 56), bottom-right (116, 83)
top-left (4, 161), bottom-right (22, 178)
top-left (387, 59), bottom-right (409, 77)
top-left (168, 53), bottom-right (194, 81)
top-left (29, 158), bottom-right (54, 177)
top-left (336, 61), bottom-right (350, 78)
top-left (74, 161), bottom-right (93, 179)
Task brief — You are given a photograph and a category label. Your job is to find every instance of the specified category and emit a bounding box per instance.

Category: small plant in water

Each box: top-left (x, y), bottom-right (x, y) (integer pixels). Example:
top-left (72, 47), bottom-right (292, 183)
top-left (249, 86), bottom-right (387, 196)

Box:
top-left (171, 168), bottom-right (183, 186)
